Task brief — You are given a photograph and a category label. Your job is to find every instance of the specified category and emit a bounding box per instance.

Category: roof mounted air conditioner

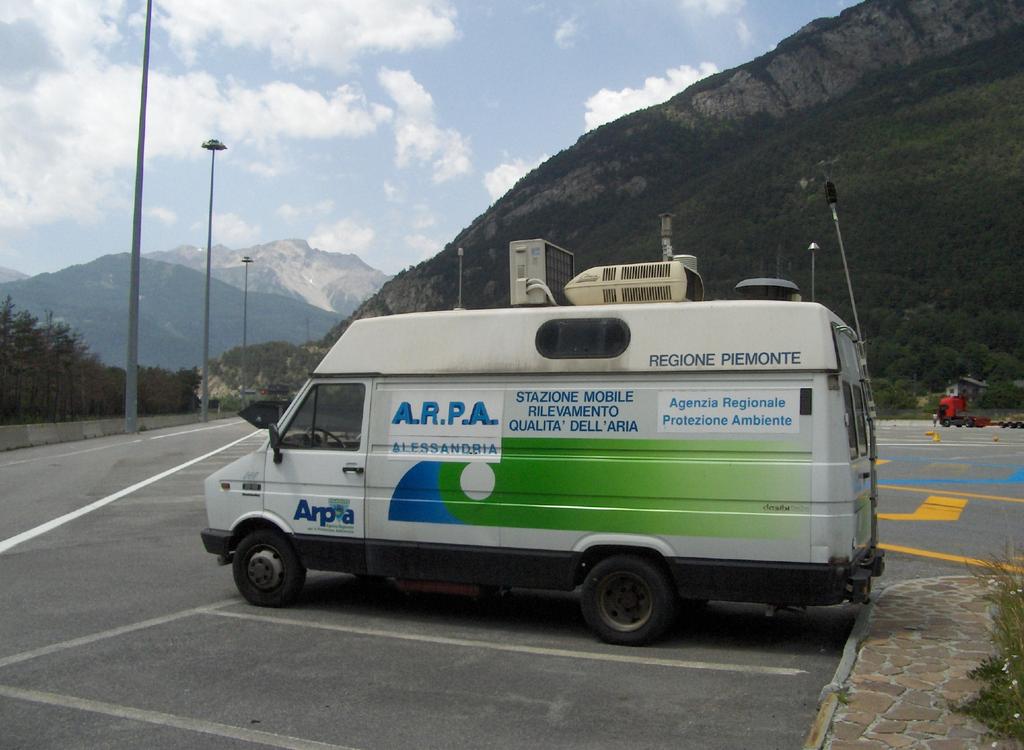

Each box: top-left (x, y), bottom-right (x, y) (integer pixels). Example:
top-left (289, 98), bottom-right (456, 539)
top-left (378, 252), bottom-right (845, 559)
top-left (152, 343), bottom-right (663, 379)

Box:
top-left (563, 259), bottom-right (704, 306)
top-left (509, 239), bottom-right (575, 306)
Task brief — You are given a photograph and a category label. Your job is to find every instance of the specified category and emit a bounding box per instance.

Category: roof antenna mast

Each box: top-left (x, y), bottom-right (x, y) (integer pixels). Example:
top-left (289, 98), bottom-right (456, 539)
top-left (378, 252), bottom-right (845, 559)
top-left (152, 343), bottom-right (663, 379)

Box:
top-left (660, 213), bottom-right (674, 261)
top-left (455, 246), bottom-right (464, 310)
top-left (825, 180), bottom-right (862, 342)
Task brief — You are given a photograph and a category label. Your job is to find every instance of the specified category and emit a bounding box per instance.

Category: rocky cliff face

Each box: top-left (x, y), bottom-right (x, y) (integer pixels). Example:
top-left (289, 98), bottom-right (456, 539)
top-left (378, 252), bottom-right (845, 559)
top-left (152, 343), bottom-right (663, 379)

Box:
top-left (348, 0), bottom-right (1024, 323)
top-left (148, 239), bottom-right (390, 316)
top-left (680, 0), bottom-right (1024, 122)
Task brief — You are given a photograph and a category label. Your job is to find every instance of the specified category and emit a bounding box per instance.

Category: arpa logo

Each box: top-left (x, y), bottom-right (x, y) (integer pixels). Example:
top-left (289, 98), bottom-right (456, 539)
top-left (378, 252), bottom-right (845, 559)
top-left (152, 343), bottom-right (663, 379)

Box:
top-left (294, 498), bottom-right (355, 532)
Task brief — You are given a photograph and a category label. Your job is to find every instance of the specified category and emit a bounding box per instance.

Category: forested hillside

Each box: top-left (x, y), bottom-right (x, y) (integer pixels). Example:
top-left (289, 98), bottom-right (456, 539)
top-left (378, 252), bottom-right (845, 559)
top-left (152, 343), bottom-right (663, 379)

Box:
top-left (336, 7), bottom-right (1024, 395)
top-left (0, 297), bottom-right (197, 423)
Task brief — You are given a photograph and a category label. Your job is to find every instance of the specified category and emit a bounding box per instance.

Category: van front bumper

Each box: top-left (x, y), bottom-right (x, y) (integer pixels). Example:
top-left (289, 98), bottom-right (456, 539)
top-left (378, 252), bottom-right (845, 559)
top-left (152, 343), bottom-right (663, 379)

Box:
top-left (201, 528), bottom-right (232, 557)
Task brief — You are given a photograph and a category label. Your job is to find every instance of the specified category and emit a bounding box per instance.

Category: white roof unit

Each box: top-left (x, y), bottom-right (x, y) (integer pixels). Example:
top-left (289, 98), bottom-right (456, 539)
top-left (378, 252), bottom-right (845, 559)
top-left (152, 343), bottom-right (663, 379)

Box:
top-left (563, 260), bottom-right (705, 306)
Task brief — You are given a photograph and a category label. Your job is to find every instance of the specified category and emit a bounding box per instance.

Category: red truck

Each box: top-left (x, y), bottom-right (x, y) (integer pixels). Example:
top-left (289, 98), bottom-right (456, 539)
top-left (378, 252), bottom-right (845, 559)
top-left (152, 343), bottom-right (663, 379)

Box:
top-left (937, 394), bottom-right (1023, 428)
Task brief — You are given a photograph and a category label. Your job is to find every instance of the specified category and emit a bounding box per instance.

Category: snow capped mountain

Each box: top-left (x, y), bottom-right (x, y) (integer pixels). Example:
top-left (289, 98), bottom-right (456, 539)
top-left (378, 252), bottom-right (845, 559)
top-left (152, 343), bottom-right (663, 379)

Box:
top-left (147, 239), bottom-right (389, 316)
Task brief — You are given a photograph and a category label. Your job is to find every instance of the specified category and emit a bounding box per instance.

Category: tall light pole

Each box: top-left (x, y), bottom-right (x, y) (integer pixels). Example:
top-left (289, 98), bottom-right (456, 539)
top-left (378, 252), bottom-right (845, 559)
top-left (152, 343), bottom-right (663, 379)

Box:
top-left (240, 255), bottom-right (253, 407)
top-left (808, 242), bottom-right (820, 302)
top-left (201, 138), bottom-right (227, 422)
top-left (125, 0), bottom-right (153, 434)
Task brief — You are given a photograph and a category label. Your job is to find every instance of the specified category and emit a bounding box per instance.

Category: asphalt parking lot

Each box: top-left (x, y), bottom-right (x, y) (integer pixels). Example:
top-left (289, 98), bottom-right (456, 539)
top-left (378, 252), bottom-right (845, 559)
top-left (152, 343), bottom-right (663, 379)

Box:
top-left (3, 418), bottom-right (1022, 749)
top-left (0, 421), bottom-right (860, 749)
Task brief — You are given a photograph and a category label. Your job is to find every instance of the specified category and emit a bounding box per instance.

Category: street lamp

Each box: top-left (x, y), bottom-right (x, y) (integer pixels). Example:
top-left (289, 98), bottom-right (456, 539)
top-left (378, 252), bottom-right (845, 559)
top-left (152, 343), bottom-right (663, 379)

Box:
top-left (808, 242), bottom-right (820, 302)
top-left (125, 0), bottom-right (153, 434)
top-left (241, 255), bottom-right (253, 407)
top-left (201, 138), bottom-right (227, 423)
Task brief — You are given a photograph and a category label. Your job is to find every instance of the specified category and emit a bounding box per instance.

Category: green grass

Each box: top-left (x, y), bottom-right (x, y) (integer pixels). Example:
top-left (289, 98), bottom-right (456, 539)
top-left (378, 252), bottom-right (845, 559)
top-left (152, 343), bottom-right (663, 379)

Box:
top-left (961, 551), bottom-right (1024, 742)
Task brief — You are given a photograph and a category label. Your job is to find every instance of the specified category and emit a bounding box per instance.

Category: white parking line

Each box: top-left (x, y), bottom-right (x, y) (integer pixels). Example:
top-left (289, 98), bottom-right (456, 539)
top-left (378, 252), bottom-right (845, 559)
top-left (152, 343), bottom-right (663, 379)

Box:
top-left (0, 432), bottom-right (259, 556)
top-left (0, 600), bottom-right (236, 670)
top-left (206, 609), bottom-right (807, 676)
top-left (0, 684), bottom-right (358, 750)
top-left (0, 440), bottom-right (144, 469)
top-left (149, 420), bottom-right (245, 440)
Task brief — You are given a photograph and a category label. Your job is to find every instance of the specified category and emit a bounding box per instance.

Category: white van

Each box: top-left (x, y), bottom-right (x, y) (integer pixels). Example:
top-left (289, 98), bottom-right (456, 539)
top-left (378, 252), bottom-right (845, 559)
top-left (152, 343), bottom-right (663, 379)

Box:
top-left (202, 251), bottom-right (883, 645)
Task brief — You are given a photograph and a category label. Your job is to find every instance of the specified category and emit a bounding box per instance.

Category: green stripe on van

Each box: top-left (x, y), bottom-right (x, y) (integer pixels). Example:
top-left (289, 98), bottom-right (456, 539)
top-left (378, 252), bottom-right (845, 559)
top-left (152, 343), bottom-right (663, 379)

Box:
top-left (435, 437), bottom-right (811, 539)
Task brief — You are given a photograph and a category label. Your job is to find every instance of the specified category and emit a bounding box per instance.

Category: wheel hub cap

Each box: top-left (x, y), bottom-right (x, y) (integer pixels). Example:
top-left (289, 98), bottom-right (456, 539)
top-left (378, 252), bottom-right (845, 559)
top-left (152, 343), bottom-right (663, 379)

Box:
top-left (247, 548), bottom-right (283, 591)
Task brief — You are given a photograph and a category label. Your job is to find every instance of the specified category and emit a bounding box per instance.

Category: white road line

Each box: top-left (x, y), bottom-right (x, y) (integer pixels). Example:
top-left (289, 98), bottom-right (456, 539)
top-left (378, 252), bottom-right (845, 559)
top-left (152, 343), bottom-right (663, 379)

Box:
top-left (206, 609), bottom-right (807, 676)
top-left (0, 600), bottom-right (236, 670)
top-left (0, 440), bottom-right (144, 469)
top-left (878, 442), bottom-right (1017, 448)
top-left (0, 431), bottom-right (259, 556)
top-left (0, 684), bottom-right (358, 750)
top-left (149, 420), bottom-right (245, 440)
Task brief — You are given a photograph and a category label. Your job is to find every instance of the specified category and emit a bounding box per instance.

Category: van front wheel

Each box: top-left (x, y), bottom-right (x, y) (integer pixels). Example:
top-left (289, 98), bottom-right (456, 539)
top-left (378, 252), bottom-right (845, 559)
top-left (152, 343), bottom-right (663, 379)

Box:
top-left (233, 529), bottom-right (306, 607)
top-left (581, 555), bottom-right (677, 646)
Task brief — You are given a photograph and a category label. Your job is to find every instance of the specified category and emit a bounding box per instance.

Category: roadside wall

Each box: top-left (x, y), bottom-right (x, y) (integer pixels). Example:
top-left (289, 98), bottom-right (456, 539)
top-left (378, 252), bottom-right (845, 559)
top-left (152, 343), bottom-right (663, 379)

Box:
top-left (0, 413), bottom-right (233, 452)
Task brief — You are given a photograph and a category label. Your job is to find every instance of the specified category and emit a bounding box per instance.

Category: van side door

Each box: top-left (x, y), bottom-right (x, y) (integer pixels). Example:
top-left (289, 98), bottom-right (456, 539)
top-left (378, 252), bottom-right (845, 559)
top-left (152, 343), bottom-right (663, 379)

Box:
top-left (263, 380), bottom-right (370, 572)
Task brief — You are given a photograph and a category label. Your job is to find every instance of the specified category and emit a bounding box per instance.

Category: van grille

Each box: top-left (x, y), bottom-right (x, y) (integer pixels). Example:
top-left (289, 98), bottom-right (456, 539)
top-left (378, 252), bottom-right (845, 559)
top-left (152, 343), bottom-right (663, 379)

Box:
top-left (621, 262), bottom-right (671, 280)
top-left (622, 285), bottom-right (673, 302)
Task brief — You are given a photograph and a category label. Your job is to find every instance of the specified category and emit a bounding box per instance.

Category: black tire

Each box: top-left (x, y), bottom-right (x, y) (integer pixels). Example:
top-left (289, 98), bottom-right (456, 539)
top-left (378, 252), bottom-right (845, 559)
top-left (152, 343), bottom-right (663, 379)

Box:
top-left (232, 529), bottom-right (306, 607)
top-left (580, 555), bottom-right (677, 646)
top-left (941, 419), bottom-right (951, 427)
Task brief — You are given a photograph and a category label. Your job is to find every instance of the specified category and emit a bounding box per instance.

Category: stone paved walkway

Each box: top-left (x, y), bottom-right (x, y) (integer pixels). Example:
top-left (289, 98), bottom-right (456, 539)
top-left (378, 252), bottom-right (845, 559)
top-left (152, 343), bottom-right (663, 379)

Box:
top-left (825, 576), bottom-right (1022, 750)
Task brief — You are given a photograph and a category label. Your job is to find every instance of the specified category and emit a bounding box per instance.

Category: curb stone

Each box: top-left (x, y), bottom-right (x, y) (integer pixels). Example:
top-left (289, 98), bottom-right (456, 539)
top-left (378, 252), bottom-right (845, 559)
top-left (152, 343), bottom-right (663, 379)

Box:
top-left (807, 576), bottom-right (1022, 750)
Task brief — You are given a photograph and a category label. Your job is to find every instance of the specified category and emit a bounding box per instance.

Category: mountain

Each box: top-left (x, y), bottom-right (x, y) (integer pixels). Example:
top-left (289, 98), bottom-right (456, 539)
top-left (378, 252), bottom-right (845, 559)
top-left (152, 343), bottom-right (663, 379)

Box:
top-left (339, 0), bottom-right (1024, 390)
top-left (147, 239), bottom-right (389, 316)
top-left (0, 266), bottom-right (28, 284)
top-left (0, 254), bottom-right (340, 370)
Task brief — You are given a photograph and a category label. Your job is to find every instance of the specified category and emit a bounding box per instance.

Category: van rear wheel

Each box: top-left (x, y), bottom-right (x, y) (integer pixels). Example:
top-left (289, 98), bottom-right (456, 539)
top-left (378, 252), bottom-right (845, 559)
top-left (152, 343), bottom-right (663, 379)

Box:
top-left (581, 555), bottom-right (677, 646)
top-left (233, 529), bottom-right (306, 607)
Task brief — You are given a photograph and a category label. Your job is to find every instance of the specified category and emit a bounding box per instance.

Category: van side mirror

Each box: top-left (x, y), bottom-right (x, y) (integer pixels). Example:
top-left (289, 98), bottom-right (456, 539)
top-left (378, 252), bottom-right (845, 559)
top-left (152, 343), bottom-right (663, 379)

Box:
top-left (239, 400), bottom-right (286, 429)
top-left (268, 423), bottom-right (283, 464)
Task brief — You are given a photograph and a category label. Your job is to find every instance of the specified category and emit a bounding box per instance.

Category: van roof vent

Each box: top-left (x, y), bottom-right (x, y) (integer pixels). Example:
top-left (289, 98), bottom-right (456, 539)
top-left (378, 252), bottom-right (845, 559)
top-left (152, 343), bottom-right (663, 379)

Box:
top-left (564, 260), bottom-right (704, 306)
top-left (734, 278), bottom-right (801, 302)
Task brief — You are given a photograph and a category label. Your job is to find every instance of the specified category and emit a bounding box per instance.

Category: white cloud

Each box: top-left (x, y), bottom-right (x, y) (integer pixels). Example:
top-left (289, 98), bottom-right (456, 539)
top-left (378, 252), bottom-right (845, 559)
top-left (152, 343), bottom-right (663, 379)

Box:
top-left (404, 233), bottom-right (441, 261)
top-left (679, 0), bottom-right (745, 16)
top-left (309, 217), bottom-right (376, 254)
top-left (0, 54), bottom-right (391, 228)
top-left (554, 17), bottom-right (579, 49)
top-left (157, 0), bottom-right (459, 73)
top-left (212, 212), bottom-right (261, 246)
top-left (383, 182), bottom-right (403, 202)
top-left (148, 76), bottom-right (393, 154)
top-left (146, 206), bottom-right (178, 225)
top-left (411, 205), bottom-right (436, 230)
top-left (378, 67), bottom-right (472, 183)
top-left (277, 200), bottom-right (335, 221)
top-left (736, 18), bottom-right (752, 45)
top-left (483, 155), bottom-right (548, 202)
top-left (2, 0), bottom-right (123, 66)
top-left (584, 62), bottom-right (719, 131)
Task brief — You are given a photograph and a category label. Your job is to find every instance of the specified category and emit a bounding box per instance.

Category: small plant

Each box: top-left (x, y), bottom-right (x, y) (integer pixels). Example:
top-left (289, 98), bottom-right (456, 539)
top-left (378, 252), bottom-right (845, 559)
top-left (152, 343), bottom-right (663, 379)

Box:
top-left (961, 550), bottom-right (1024, 742)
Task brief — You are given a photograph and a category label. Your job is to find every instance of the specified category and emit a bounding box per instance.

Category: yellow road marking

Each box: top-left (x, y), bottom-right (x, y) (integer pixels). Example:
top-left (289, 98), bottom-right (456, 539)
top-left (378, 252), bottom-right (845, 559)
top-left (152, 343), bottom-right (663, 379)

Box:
top-left (876, 459), bottom-right (891, 465)
top-left (880, 484), bottom-right (1024, 505)
top-left (879, 496), bottom-right (966, 521)
top-left (879, 543), bottom-right (1024, 572)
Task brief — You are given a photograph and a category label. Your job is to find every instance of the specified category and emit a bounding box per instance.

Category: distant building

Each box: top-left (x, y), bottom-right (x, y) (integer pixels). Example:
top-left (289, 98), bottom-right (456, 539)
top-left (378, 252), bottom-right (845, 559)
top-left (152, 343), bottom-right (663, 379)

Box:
top-left (945, 376), bottom-right (987, 401)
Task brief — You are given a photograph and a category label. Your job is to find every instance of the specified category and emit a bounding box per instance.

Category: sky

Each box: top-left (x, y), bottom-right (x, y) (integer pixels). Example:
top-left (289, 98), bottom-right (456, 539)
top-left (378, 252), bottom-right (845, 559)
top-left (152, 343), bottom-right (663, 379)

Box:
top-left (0, 0), bottom-right (855, 277)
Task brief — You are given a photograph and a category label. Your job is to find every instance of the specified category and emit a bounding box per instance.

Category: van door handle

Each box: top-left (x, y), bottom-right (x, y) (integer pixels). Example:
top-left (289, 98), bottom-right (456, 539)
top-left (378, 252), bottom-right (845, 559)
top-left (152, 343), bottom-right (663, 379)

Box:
top-left (343, 465), bottom-right (364, 475)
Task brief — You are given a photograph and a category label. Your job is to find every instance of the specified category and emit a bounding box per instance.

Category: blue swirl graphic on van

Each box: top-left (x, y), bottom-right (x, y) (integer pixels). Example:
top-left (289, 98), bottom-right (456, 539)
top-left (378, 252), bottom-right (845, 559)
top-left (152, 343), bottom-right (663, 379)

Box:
top-left (388, 461), bottom-right (462, 524)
